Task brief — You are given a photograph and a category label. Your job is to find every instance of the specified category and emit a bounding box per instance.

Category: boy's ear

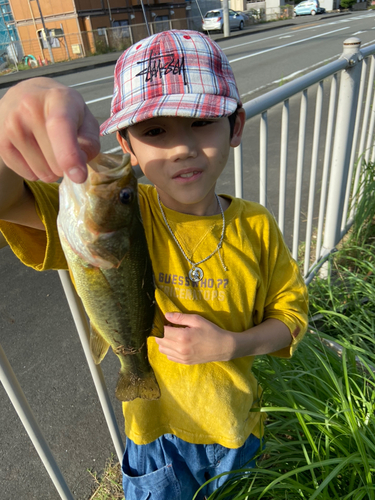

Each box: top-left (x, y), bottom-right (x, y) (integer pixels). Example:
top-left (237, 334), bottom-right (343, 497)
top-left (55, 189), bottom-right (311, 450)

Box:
top-left (116, 132), bottom-right (139, 167)
top-left (230, 107), bottom-right (246, 148)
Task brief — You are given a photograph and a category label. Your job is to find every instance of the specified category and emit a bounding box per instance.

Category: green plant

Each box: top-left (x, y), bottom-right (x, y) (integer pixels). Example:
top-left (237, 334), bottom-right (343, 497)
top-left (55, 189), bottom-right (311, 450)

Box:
top-left (94, 39), bottom-right (113, 55)
top-left (200, 334), bottom-right (375, 499)
top-left (340, 0), bottom-right (357, 9)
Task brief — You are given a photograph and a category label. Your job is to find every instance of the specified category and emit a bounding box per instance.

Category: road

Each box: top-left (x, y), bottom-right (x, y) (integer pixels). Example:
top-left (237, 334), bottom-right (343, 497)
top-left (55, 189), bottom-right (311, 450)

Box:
top-left (1, 12), bottom-right (375, 500)
top-left (44, 10), bottom-right (375, 156)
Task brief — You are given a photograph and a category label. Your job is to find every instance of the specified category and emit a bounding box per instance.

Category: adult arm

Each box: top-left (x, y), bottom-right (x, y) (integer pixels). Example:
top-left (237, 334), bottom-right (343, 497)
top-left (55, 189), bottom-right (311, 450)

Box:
top-left (0, 77), bottom-right (100, 228)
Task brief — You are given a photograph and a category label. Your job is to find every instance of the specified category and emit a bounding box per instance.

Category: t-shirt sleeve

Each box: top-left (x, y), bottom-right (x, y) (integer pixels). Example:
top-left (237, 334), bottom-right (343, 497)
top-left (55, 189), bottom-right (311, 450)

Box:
top-left (0, 181), bottom-right (67, 271)
top-left (263, 216), bottom-right (308, 358)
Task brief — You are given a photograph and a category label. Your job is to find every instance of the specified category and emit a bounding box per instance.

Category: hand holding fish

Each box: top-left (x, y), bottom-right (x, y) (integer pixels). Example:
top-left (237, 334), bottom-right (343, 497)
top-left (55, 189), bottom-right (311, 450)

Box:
top-left (155, 312), bottom-right (236, 365)
top-left (0, 77), bottom-right (100, 184)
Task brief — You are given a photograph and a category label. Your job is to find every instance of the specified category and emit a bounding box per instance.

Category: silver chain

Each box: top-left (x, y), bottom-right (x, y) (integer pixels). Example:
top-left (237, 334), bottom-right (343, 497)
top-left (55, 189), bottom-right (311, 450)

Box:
top-left (157, 193), bottom-right (228, 272)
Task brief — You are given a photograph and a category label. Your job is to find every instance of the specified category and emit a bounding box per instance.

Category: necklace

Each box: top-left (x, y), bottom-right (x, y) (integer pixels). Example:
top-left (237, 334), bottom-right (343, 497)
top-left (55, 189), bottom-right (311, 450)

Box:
top-left (157, 193), bottom-right (227, 283)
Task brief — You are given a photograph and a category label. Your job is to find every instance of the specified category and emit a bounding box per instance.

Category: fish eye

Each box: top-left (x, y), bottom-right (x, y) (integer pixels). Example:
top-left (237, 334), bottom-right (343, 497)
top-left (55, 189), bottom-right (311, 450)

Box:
top-left (119, 188), bottom-right (134, 204)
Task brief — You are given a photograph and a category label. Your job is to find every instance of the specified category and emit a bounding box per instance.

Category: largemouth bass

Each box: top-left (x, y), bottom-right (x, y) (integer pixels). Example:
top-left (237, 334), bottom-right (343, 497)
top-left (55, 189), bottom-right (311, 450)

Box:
top-left (57, 153), bottom-right (160, 402)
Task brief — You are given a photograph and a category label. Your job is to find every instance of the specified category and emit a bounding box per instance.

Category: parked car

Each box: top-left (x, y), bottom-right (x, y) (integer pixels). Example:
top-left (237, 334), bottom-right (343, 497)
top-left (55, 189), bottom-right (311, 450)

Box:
top-left (293, 0), bottom-right (325, 16)
top-left (202, 9), bottom-right (245, 32)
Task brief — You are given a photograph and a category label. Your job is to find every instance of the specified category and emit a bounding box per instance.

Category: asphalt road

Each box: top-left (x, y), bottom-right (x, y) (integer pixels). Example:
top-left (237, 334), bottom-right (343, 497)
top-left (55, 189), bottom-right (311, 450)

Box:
top-left (35, 10), bottom-right (375, 157)
top-left (1, 12), bottom-right (375, 500)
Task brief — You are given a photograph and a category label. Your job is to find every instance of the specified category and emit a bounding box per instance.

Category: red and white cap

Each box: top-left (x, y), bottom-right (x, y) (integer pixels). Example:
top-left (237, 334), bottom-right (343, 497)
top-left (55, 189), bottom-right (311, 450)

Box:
top-left (100, 29), bottom-right (241, 135)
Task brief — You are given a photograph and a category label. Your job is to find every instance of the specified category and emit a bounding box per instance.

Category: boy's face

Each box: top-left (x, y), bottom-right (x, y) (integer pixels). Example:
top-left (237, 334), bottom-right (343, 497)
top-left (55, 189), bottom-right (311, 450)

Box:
top-left (117, 110), bottom-right (245, 216)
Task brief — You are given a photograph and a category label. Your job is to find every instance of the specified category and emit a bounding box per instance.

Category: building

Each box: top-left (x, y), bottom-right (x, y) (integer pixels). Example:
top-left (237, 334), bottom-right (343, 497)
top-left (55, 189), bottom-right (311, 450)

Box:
top-left (0, 0), bottom-right (21, 64)
top-left (8, 0), bottom-right (189, 63)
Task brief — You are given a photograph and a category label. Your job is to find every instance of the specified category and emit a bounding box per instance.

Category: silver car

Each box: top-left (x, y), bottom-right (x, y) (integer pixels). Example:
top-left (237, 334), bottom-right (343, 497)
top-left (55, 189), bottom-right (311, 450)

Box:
top-left (202, 9), bottom-right (245, 33)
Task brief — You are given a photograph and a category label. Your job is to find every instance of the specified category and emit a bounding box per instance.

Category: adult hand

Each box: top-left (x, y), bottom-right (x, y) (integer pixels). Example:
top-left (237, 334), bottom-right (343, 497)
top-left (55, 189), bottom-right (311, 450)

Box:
top-left (155, 312), bottom-right (235, 365)
top-left (0, 77), bottom-right (100, 183)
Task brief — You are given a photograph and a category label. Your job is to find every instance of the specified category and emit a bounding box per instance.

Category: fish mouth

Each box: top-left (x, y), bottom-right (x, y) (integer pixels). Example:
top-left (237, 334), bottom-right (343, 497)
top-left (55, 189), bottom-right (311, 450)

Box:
top-left (88, 153), bottom-right (132, 185)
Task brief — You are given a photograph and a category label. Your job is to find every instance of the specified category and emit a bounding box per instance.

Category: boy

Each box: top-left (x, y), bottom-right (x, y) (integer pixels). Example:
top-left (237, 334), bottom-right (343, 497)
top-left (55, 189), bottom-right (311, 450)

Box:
top-left (0, 30), bottom-right (308, 499)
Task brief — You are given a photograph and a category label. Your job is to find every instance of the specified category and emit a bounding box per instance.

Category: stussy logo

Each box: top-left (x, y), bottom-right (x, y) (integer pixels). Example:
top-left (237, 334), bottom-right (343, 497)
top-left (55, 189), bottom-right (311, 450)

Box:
top-left (136, 51), bottom-right (187, 85)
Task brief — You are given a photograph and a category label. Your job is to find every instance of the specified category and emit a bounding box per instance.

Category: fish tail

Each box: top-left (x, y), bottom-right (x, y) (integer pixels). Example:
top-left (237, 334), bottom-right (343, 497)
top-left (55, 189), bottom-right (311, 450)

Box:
top-left (115, 370), bottom-right (161, 402)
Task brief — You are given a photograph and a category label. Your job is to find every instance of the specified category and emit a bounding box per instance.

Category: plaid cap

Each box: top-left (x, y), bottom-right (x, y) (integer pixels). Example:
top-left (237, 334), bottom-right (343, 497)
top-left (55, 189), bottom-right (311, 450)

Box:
top-left (100, 29), bottom-right (241, 135)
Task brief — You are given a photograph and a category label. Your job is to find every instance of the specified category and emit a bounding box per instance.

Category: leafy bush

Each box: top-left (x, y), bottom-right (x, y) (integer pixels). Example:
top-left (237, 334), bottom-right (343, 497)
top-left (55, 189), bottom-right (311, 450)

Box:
top-left (340, 0), bottom-right (357, 9)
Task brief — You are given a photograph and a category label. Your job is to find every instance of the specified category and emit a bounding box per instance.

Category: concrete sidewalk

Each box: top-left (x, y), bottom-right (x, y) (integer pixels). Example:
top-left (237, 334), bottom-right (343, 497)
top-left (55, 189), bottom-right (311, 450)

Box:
top-left (0, 12), bottom-right (353, 90)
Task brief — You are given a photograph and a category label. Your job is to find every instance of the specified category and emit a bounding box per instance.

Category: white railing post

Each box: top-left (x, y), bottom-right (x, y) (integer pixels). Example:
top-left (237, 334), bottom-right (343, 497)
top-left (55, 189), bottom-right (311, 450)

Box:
top-left (0, 343), bottom-right (75, 500)
top-left (321, 38), bottom-right (363, 265)
top-left (58, 271), bottom-right (125, 463)
top-left (234, 143), bottom-right (243, 199)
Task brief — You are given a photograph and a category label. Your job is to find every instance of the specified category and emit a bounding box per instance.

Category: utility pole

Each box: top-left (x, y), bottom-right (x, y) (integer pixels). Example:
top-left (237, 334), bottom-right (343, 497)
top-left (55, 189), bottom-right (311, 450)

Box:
top-left (30, 0), bottom-right (54, 63)
top-left (139, 0), bottom-right (151, 36)
top-left (223, 0), bottom-right (230, 37)
top-left (222, 0), bottom-right (230, 38)
top-left (106, 0), bottom-right (112, 24)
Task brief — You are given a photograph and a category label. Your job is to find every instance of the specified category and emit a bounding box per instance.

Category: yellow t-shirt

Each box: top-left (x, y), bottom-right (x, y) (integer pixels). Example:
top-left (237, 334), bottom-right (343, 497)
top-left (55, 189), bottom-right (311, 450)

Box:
top-left (0, 181), bottom-right (308, 449)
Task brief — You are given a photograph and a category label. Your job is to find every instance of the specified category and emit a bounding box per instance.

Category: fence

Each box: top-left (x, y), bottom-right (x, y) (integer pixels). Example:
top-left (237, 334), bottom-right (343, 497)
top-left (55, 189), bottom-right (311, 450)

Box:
top-left (0, 18), bottom-right (208, 69)
top-left (0, 10), bottom-right (299, 71)
top-left (237, 36), bottom-right (374, 284)
top-left (0, 12), bottom-right (285, 70)
top-left (1, 35), bottom-right (375, 498)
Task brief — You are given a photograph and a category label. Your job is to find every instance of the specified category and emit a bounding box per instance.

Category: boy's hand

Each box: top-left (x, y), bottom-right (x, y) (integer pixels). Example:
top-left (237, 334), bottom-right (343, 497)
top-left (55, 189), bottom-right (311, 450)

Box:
top-left (155, 312), bottom-right (235, 365)
top-left (155, 314), bottom-right (293, 365)
top-left (0, 77), bottom-right (100, 183)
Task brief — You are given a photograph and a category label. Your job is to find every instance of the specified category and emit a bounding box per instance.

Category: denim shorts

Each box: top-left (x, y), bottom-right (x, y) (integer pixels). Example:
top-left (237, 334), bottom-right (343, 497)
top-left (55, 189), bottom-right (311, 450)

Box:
top-left (121, 433), bottom-right (261, 500)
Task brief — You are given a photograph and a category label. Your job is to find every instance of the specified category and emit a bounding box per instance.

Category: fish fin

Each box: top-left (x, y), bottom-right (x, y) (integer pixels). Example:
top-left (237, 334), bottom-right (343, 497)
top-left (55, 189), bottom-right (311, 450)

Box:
top-left (115, 370), bottom-right (161, 402)
top-left (90, 323), bottom-right (110, 364)
top-left (86, 242), bottom-right (123, 268)
top-left (151, 307), bottom-right (166, 338)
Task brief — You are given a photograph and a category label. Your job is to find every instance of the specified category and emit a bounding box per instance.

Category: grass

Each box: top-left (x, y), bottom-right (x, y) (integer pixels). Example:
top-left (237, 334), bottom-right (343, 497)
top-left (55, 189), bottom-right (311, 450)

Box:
top-left (203, 332), bottom-right (375, 499)
top-left (87, 166), bottom-right (375, 499)
top-left (86, 456), bottom-right (123, 500)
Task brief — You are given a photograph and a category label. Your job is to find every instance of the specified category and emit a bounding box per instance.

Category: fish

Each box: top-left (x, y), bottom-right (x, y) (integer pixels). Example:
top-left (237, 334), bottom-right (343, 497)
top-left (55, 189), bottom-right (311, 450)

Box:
top-left (57, 153), bottom-right (161, 402)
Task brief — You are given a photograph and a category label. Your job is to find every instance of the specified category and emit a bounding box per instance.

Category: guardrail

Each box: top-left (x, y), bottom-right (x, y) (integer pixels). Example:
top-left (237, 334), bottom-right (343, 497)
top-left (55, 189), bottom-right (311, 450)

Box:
top-left (1, 36), bottom-right (374, 498)
top-left (238, 36), bottom-right (374, 283)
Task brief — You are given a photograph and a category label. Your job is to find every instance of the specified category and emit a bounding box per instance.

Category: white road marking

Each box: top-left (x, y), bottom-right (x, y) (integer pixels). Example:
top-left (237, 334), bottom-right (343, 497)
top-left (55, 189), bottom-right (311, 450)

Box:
top-left (86, 94), bottom-right (113, 104)
top-left (223, 11), bottom-right (375, 53)
top-left (103, 146), bottom-right (122, 153)
top-left (240, 53), bottom-right (340, 98)
top-left (72, 12), bottom-right (375, 89)
top-left (69, 75), bottom-right (113, 87)
top-left (222, 24), bottom-right (322, 51)
top-left (229, 27), bottom-right (349, 64)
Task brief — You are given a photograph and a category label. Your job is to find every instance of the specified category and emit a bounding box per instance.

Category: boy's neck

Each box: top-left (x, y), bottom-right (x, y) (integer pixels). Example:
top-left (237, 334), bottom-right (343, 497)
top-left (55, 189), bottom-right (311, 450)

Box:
top-left (156, 189), bottom-right (229, 216)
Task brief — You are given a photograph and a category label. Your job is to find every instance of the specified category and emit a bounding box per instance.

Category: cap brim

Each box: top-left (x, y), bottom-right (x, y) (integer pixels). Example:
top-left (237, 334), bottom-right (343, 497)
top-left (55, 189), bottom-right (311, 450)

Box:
top-left (100, 94), bottom-right (239, 136)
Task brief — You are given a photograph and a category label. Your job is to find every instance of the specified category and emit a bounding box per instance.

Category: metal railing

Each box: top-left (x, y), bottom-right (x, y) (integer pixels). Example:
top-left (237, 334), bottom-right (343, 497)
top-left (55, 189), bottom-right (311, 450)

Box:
top-left (238, 36), bottom-right (374, 283)
top-left (1, 36), bottom-right (375, 498)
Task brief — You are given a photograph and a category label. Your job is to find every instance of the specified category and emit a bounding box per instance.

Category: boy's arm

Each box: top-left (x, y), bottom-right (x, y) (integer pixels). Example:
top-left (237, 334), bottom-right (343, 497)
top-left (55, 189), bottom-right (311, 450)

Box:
top-left (155, 314), bottom-right (293, 365)
top-left (0, 158), bottom-right (44, 230)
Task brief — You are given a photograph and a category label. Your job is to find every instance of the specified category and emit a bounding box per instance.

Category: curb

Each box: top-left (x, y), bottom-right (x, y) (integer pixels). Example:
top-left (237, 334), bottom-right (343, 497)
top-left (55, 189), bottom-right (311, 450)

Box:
top-left (0, 53), bottom-right (121, 90)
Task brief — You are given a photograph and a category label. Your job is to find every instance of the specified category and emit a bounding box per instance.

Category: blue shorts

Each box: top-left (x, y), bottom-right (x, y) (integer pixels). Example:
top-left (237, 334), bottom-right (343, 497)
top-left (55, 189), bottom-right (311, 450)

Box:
top-left (121, 433), bottom-right (261, 500)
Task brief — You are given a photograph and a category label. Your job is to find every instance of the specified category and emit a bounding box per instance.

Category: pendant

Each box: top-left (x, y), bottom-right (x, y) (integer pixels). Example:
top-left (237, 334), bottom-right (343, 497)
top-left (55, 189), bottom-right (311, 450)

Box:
top-left (189, 267), bottom-right (204, 283)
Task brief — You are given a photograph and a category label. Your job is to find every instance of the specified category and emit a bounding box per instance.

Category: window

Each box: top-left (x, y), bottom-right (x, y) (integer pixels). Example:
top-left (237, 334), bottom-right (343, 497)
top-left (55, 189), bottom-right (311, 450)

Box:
top-left (37, 30), bottom-right (60, 50)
